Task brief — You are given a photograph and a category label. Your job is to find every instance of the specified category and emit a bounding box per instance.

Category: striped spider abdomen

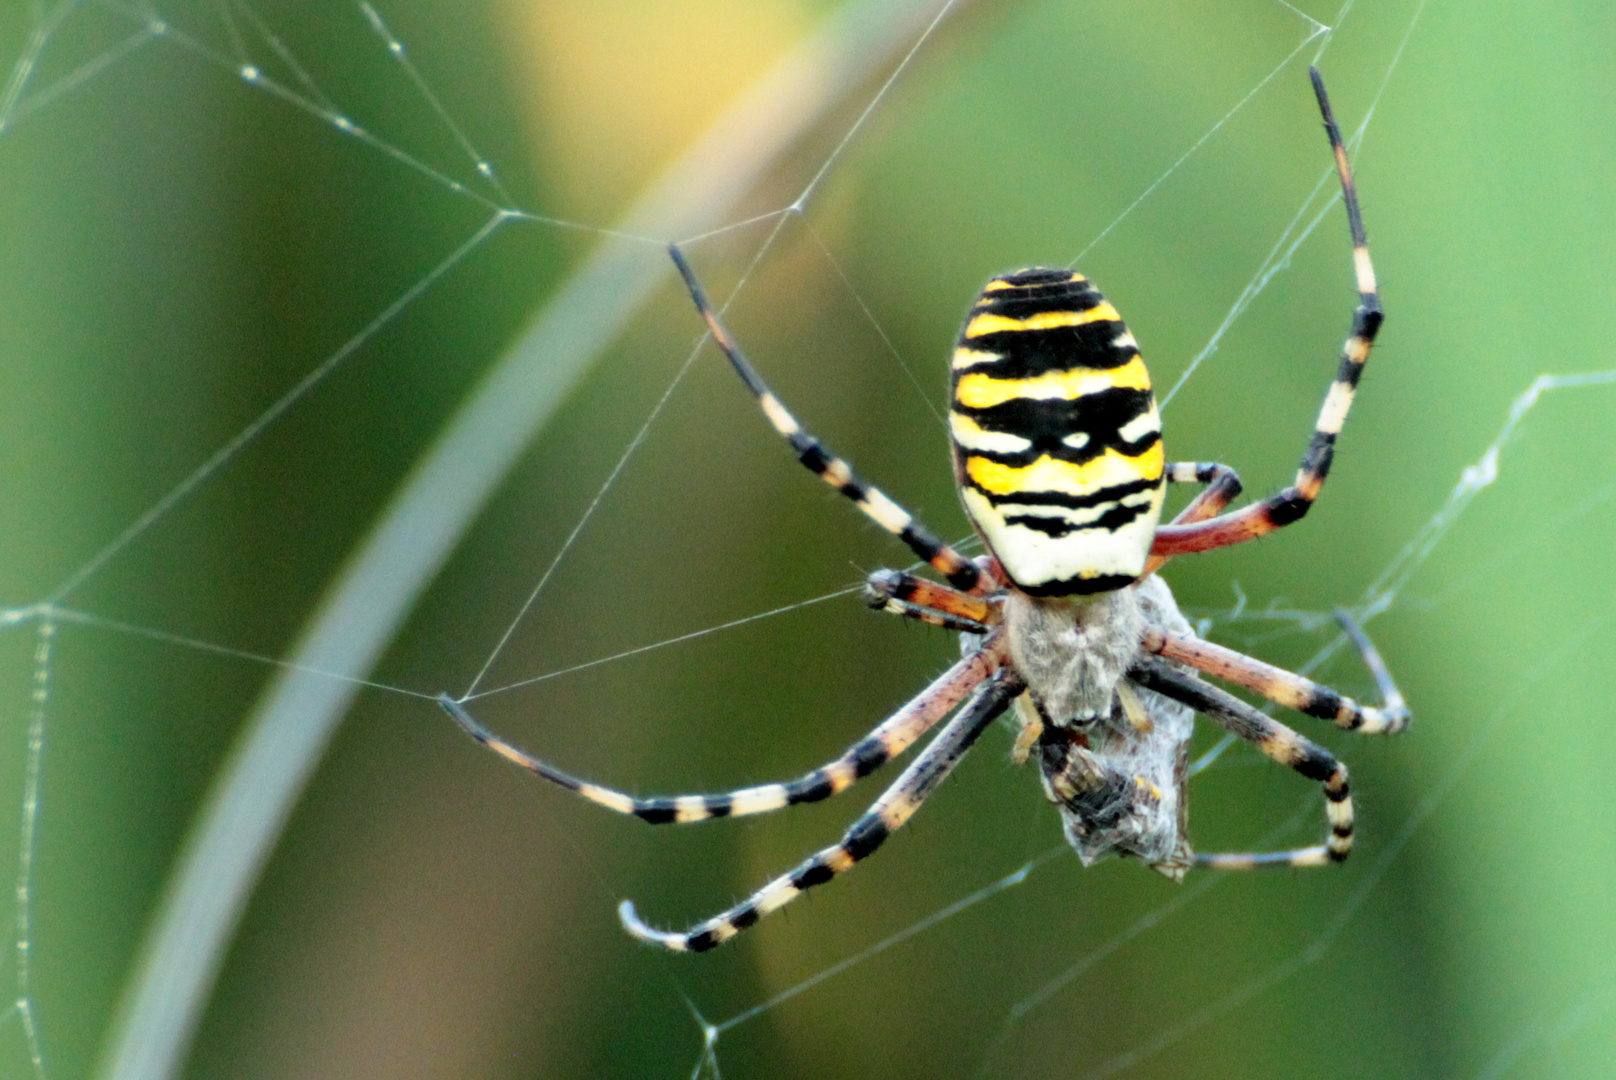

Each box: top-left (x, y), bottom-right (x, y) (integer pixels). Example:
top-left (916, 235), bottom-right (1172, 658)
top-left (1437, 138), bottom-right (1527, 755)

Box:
top-left (950, 268), bottom-right (1166, 597)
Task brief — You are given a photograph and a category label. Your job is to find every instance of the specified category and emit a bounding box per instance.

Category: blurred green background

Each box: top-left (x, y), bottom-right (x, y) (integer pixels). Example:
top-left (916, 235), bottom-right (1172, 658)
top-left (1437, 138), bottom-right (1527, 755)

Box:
top-left (2, 0), bottom-right (1614, 1077)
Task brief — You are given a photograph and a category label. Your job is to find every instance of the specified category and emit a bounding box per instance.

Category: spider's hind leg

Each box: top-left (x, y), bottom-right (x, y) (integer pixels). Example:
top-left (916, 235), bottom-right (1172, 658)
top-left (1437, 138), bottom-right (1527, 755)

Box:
top-left (620, 667), bottom-right (1024, 951)
top-left (1129, 657), bottom-right (1353, 868)
top-left (438, 638), bottom-right (1000, 829)
top-left (1141, 609), bottom-right (1410, 735)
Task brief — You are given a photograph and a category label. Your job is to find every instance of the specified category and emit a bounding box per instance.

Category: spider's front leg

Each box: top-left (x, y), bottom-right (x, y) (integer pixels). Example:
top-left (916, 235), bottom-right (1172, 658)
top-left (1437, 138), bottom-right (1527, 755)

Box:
top-left (670, 244), bottom-right (987, 595)
top-left (1152, 67), bottom-right (1383, 559)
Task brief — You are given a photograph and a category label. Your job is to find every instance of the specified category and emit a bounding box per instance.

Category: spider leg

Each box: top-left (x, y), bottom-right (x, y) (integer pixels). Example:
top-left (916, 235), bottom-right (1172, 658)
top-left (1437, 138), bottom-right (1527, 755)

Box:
top-left (669, 244), bottom-right (984, 594)
top-left (1142, 462), bottom-right (1244, 576)
top-left (1152, 67), bottom-right (1382, 558)
top-left (1333, 608), bottom-right (1407, 723)
top-left (863, 568), bottom-right (995, 633)
top-left (620, 667), bottom-right (1025, 951)
top-left (1165, 462), bottom-right (1244, 522)
top-left (1129, 657), bottom-right (1351, 868)
top-left (1139, 608), bottom-right (1409, 734)
top-left (438, 636), bottom-right (1004, 826)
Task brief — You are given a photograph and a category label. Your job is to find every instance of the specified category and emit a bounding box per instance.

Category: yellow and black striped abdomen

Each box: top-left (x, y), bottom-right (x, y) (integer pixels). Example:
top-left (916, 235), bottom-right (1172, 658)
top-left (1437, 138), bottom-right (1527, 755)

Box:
top-left (950, 268), bottom-right (1165, 597)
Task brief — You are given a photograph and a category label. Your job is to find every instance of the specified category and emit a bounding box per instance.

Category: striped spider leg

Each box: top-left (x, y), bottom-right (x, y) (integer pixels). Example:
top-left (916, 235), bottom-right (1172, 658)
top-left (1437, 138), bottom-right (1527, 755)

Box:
top-left (862, 567), bottom-right (998, 633)
top-left (1151, 67), bottom-right (1384, 560)
top-left (439, 637), bottom-right (1000, 823)
top-left (440, 640), bottom-right (1009, 952)
top-left (1143, 610), bottom-right (1409, 737)
top-left (667, 246), bottom-right (989, 598)
top-left (1129, 657), bottom-right (1354, 867)
top-left (621, 666), bottom-right (1025, 951)
top-left (1104, 68), bottom-right (1405, 866)
top-left (1126, 607), bottom-right (1409, 868)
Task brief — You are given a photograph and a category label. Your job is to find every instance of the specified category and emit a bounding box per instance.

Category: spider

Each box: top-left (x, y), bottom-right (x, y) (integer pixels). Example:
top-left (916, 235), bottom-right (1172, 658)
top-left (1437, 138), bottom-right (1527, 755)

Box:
top-left (440, 67), bottom-right (1408, 953)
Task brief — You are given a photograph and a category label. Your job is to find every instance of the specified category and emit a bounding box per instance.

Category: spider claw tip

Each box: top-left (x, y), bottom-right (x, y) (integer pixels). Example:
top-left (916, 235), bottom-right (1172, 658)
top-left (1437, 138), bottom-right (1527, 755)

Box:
top-left (618, 900), bottom-right (652, 938)
top-left (619, 900), bottom-right (695, 951)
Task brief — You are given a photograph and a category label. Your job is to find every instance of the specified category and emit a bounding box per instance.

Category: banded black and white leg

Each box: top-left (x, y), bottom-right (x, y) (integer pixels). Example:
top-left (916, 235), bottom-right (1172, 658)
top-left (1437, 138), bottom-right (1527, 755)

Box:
top-left (1153, 67), bottom-right (1382, 560)
top-left (620, 667), bottom-right (1025, 951)
top-left (669, 244), bottom-right (988, 596)
top-left (439, 640), bottom-right (1004, 827)
top-left (1140, 608), bottom-right (1409, 735)
top-left (1129, 658), bottom-right (1353, 867)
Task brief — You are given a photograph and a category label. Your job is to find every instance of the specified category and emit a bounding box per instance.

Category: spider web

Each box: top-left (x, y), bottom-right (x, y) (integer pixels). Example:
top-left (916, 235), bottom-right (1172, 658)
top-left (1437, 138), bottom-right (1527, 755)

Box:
top-left (2, 1), bottom-right (1615, 1078)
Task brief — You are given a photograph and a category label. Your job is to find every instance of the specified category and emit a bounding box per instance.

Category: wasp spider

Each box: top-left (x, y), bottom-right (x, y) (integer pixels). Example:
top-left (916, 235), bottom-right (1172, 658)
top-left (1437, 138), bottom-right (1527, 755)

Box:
top-left (441, 68), bottom-right (1408, 952)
